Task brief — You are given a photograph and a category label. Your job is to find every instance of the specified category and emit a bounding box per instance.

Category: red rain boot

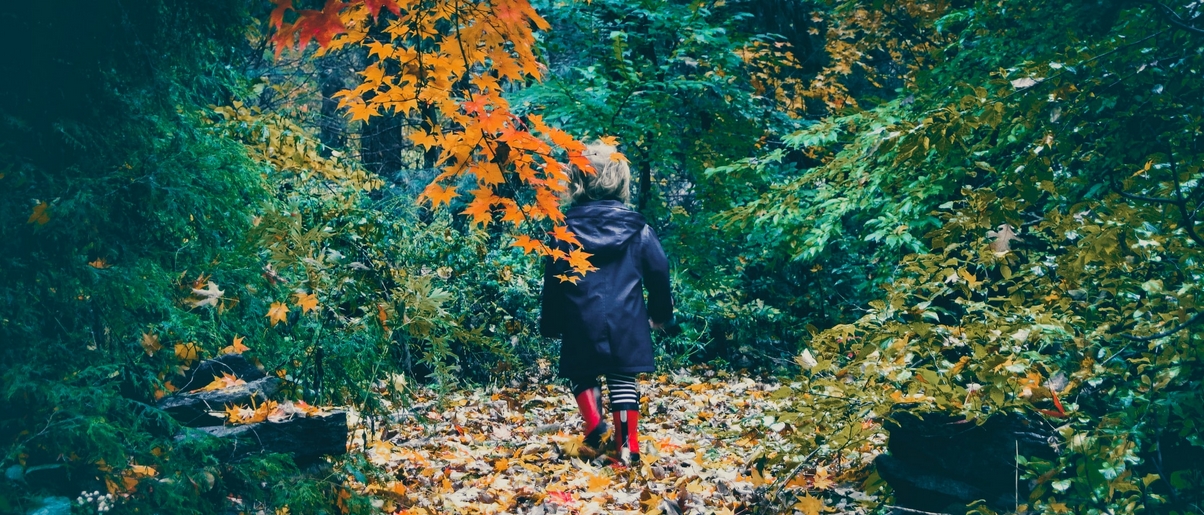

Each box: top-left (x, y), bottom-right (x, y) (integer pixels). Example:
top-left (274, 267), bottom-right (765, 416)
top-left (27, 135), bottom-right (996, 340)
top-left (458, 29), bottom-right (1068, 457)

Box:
top-left (575, 387), bottom-right (608, 449)
top-left (612, 409), bottom-right (640, 466)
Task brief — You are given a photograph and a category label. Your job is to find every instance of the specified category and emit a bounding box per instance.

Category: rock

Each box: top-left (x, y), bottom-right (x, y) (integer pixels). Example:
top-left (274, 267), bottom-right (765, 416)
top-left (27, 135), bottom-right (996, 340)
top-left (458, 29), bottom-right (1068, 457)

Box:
top-left (180, 410), bottom-right (347, 464)
top-left (27, 496), bottom-right (71, 515)
top-left (176, 354), bottom-right (266, 393)
top-left (874, 410), bottom-right (1057, 512)
top-left (157, 376), bottom-right (281, 427)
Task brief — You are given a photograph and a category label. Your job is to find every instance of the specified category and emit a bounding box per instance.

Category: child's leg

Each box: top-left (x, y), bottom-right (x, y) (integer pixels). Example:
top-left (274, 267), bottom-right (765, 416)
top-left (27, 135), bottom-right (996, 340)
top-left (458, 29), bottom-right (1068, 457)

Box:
top-left (605, 373), bottom-right (640, 464)
top-left (568, 376), bottom-right (607, 449)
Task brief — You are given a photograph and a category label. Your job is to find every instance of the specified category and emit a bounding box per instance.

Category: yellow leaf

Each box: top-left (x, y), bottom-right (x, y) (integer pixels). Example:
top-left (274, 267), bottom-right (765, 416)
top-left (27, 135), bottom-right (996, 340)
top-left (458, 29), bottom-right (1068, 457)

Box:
top-left (609, 151), bottom-right (629, 163)
top-left (267, 302), bottom-right (290, 326)
top-left (293, 291), bottom-right (319, 313)
top-left (793, 494), bottom-right (824, 515)
top-left (420, 183), bottom-right (457, 210)
top-left (586, 473), bottom-right (611, 492)
top-left (128, 464), bottom-right (157, 477)
top-left (198, 372), bottom-right (247, 392)
top-left (27, 201), bottom-right (49, 225)
top-left (554, 273), bottom-right (580, 285)
top-left (141, 332), bottom-right (161, 357)
top-left (597, 135), bottom-right (619, 145)
top-left (347, 101), bottom-right (380, 122)
top-left (567, 249), bottom-right (596, 275)
top-left (174, 342), bottom-right (200, 363)
top-left (812, 466), bottom-right (834, 490)
top-left (511, 235), bottom-right (547, 255)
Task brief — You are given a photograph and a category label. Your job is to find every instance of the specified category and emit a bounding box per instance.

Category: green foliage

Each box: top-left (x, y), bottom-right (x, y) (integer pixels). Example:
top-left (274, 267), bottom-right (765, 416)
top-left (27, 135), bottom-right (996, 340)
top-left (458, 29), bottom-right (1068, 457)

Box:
top-left (0, 1), bottom-right (378, 511)
top-left (717, 0), bottom-right (1204, 512)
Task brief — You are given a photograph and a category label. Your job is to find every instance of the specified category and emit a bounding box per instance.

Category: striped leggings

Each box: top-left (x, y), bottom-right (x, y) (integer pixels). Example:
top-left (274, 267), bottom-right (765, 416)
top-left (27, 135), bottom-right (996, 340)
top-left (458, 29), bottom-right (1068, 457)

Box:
top-left (568, 374), bottom-right (640, 411)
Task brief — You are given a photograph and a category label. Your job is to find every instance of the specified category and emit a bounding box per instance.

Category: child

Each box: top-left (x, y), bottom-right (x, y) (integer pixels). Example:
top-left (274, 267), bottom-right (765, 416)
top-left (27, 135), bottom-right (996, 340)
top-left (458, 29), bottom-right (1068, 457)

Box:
top-left (539, 141), bottom-right (674, 466)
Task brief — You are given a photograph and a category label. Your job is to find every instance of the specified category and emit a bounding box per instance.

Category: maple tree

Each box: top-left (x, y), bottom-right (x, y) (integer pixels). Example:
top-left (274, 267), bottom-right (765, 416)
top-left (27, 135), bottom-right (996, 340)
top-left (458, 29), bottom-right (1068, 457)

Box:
top-left (269, 0), bottom-right (600, 279)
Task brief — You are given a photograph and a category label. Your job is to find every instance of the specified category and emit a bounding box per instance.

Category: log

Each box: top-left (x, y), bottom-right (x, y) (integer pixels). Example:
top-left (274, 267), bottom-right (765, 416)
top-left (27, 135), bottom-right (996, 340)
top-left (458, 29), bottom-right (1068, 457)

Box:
top-left (157, 377), bottom-right (281, 427)
top-left (176, 354), bottom-right (266, 393)
top-left (182, 410), bottom-right (348, 464)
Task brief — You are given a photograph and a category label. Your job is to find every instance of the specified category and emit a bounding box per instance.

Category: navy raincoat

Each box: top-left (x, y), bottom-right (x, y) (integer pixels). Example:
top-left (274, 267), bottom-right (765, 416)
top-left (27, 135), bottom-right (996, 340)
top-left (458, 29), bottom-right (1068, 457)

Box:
top-left (539, 200), bottom-right (673, 379)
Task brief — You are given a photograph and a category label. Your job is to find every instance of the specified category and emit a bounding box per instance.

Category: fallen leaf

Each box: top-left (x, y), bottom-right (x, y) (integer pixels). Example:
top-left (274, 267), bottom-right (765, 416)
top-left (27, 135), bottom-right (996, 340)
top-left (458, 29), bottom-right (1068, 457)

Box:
top-left (794, 494), bottom-right (825, 515)
top-left (199, 372), bottom-right (247, 392)
top-left (188, 281), bottom-right (225, 309)
top-left (221, 336), bottom-right (249, 355)
top-left (141, 332), bottom-right (161, 356)
top-left (175, 342), bottom-right (200, 363)
top-left (267, 302), bottom-right (290, 326)
top-left (1010, 77), bottom-right (1040, 89)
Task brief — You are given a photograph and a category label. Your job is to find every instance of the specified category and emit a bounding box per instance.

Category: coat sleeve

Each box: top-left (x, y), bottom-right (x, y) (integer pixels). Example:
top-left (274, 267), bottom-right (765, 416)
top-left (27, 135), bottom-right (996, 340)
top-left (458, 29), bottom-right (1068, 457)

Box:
top-left (640, 226), bottom-right (674, 325)
top-left (539, 255), bottom-right (563, 337)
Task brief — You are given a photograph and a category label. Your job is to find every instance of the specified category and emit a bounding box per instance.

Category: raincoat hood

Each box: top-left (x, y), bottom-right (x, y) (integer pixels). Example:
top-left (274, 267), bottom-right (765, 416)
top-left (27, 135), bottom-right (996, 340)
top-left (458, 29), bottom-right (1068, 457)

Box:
top-left (564, 200), bottom-right (647, 257)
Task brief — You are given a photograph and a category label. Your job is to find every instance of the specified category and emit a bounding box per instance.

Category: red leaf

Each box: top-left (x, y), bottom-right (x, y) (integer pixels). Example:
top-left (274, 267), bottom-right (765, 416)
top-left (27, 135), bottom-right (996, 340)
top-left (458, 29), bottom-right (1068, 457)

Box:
top-left (269, 0), bottom-right (292, 29)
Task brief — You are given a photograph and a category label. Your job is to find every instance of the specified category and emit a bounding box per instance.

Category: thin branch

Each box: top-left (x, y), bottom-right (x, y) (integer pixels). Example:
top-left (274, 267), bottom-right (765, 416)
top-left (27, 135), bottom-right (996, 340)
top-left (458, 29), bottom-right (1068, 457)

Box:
top-left (1113, 182), bottom-right (1178, 205)
top-left (883, 505), bottom-right (954, 515)
top-left (1153, 2), bottom-right (1204, 34)
top-left (1117, 311), bottom-right (1204, 342)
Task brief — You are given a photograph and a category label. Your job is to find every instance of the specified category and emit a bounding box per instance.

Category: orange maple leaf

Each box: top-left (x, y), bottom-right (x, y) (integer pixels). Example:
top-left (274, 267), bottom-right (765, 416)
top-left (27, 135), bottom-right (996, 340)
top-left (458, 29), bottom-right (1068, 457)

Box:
top-left (550, 225), bottom-right (580, 247)
top-left (461, 197), bottom-right (494, 226)
top-left (567, 249), bottom-right (596, 274)
top-left (293, 291), bottom-right (319, 313)
top-left (554, 273), bottom-right (581, 285)
top-left (347, 101), bottom-right (380, 122)
top-left (511, 235), bottom-right (547, 255)
top-left (420, 183), bottom-right (457, 209)
top-left (267, 302), bottom-right (290, 326)
top-left (500, 200), bottom-right (526, 226)
top-left (88, 258), bottom-right (110, 269)
top-left (462, 97), bottom-right (488, 115)
top-left (597, 135), bottom-right (620, 145)
top-left (474, 162), bottom-right (504, 185)
top-left (221, 336), bottom-right (249, 355)
top-left (409, 130), bottom-right (439, 150)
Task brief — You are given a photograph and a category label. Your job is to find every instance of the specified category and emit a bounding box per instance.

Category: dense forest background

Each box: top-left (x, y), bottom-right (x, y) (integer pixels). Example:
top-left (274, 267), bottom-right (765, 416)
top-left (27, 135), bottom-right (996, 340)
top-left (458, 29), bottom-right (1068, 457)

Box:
top-left (1, 0), bottom-right (1202, 513)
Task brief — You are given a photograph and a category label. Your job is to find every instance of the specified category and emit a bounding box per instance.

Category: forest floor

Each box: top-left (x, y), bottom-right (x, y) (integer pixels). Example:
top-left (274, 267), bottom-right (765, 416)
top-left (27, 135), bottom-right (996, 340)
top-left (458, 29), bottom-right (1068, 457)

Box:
top-left (341, 365), bottom-right (878, 515)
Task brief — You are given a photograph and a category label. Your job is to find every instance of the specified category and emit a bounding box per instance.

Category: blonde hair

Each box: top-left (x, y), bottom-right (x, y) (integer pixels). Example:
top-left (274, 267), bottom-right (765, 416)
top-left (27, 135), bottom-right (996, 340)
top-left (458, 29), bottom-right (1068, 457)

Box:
top-left (564, 142), bottom-right (631, 205)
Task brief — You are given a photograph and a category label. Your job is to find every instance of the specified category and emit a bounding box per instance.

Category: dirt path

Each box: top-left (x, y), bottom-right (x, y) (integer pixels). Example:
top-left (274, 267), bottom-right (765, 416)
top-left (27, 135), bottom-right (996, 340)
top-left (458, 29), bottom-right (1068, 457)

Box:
top-left (344, 369), bottom-right (876, 514)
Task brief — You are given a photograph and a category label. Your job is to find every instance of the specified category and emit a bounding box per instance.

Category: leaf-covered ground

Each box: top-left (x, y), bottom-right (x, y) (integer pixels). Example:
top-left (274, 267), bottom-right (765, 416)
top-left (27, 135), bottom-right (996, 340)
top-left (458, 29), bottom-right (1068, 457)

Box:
top-left (343, 367), bottom-right (879, 515)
